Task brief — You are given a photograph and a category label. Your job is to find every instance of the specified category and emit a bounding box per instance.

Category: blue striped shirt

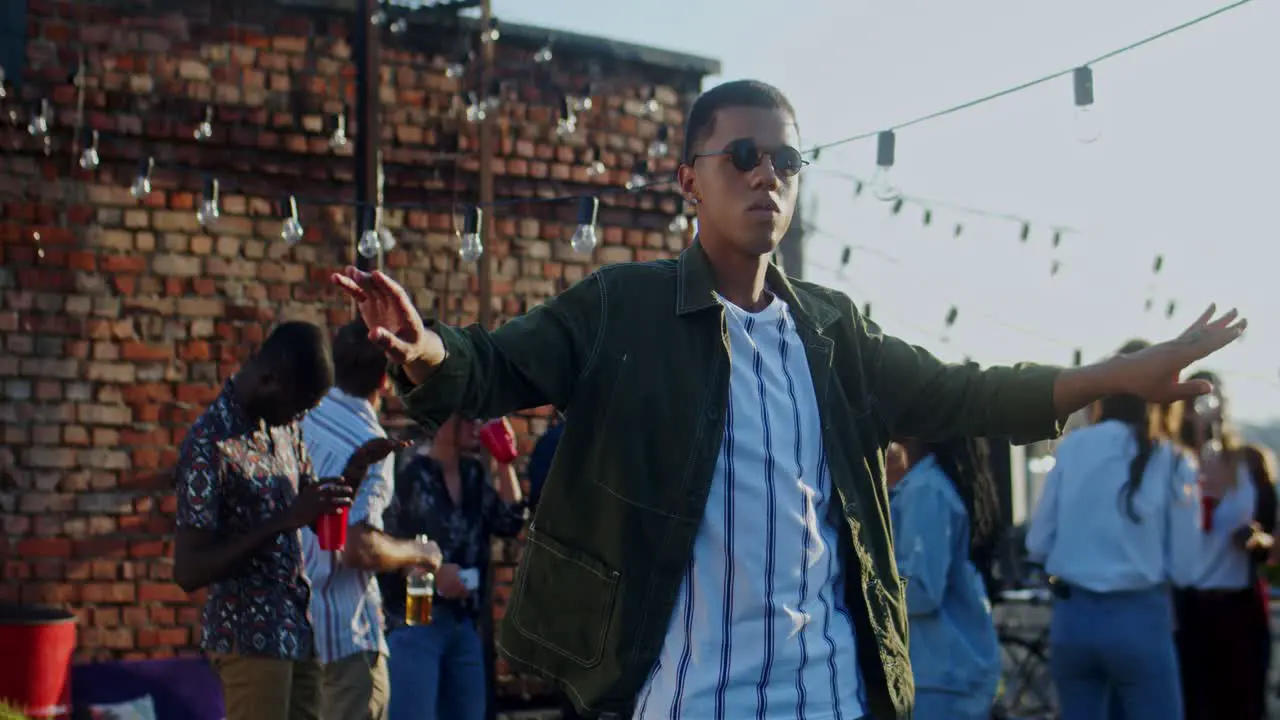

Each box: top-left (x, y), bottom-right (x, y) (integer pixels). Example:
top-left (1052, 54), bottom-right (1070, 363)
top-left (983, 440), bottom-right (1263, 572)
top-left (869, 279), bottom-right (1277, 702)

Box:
top-left (299, 388), bottom-right (394, 664)
top-left (635, 295), bottom-right (866, 720)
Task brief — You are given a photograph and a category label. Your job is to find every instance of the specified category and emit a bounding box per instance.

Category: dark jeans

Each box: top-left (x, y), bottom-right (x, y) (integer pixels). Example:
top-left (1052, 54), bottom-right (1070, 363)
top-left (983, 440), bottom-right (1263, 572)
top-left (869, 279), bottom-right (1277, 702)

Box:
top-left (1176, 586), bottom-right (1270, 720)
top-left (386, 605), bottom-right (486, 720)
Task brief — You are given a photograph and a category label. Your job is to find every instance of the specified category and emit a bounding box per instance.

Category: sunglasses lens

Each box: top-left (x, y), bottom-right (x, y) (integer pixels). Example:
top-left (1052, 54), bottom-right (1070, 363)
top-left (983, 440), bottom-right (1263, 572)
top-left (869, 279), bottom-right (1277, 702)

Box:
top-left (774, 147), bottom-right (804, 176)
top-left (729, 139), bottom-right (760, 172)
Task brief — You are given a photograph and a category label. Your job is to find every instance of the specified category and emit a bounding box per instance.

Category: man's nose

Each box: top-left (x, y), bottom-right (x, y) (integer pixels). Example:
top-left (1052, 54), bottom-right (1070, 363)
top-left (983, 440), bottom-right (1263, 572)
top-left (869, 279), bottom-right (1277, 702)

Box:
top-left (748, 156), bottom-right (781, 191)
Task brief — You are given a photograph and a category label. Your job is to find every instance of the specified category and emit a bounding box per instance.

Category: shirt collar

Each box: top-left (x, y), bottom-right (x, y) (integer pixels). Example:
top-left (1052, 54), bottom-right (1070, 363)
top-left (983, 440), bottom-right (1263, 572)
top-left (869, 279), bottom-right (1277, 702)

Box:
top-left (322, 387), bottom-right (381, 427)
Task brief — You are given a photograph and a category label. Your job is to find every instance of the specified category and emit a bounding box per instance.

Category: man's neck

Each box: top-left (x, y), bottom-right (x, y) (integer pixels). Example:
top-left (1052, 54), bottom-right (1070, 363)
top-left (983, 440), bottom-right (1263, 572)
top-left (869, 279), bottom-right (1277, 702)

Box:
top-left (700, 234), bottom-right (772, 312)
top-left (230, 371), bottom-right (264, 425)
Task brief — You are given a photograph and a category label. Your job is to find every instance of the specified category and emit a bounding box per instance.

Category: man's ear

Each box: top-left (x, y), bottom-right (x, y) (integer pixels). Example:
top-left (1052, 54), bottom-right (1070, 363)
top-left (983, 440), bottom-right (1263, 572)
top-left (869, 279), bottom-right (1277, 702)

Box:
top-left (677, 164), bottom-right (699, 205)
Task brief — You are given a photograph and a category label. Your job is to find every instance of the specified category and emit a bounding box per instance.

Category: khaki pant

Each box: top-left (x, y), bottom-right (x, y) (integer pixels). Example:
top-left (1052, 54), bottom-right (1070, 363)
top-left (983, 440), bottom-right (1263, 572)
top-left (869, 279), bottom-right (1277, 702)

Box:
top-left (321, 651), bottom-right (390, 720)
top-left (209, 652), bottom-right (322, 720)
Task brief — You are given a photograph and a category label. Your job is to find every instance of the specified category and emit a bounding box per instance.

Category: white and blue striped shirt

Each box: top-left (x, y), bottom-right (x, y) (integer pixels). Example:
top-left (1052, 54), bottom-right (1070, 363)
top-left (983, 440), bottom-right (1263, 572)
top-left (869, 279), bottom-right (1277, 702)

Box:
top-left (635, 295), bottom-right (867, 720)
top-left (300, 387), bottom-right (395, 664)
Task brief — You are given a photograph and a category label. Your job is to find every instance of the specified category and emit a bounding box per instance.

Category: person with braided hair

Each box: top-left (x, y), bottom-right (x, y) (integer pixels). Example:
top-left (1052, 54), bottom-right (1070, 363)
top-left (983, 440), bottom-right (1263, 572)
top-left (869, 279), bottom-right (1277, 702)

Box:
top-left (886, 436), bottom-right (1003, 719)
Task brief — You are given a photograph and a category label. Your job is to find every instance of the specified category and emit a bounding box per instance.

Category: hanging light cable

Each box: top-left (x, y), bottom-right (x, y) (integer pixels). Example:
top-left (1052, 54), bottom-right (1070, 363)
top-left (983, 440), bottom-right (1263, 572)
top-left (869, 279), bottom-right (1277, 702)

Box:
top-left (280, 195), bottom-right (304, 246)
top-left (196, 177), bottom-right (220, 229)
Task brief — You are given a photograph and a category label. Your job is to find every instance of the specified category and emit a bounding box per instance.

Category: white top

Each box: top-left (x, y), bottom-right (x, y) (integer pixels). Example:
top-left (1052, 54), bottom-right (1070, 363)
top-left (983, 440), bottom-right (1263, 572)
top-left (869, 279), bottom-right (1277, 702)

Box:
top-left (299, 387), bottom-right (395, 663)
top-left (634, 294), bottom-right (866, 720)
top-left (1182, 460), bottom-right (1256, 590)
top-left (1025, 420), bottom-right (1201, 592)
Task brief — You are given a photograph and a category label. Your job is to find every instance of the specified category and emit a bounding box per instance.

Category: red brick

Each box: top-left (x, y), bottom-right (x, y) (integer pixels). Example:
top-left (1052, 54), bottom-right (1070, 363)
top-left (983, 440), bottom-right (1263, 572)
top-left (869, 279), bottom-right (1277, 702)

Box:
top-left (138, 582), bottom-right (189, 603)
top-left (17, 537), bottom-right (73, 557)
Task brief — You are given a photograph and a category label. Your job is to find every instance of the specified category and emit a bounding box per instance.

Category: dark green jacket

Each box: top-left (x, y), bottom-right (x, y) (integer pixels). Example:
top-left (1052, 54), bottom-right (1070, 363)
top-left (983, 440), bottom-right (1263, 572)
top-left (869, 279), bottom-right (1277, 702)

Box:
top-left (394, 242), bottom-right (1064, 719)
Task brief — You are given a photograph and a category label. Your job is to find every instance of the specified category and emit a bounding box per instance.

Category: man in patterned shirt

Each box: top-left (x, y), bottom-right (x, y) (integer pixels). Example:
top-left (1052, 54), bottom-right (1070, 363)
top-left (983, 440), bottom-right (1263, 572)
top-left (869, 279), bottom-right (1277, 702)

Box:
top-left (174, 321), bottom-right (397, 720)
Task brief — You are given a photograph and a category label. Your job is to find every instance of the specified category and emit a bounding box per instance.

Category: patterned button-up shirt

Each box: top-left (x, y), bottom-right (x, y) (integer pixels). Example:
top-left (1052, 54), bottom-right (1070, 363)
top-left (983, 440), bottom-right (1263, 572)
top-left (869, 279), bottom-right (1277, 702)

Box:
top-left (380, 454), bottom-right (525, 625)
top-left (174, 380), bottom-right (316, 659)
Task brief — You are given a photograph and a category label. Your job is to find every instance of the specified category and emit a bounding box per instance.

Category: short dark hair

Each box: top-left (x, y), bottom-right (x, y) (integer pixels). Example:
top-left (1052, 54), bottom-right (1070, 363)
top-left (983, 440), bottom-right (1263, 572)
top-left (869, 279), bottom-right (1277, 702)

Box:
top-left (253, 321), bottom-right (334, 401)
top-left (332, 318), bottom-right (387, 398)
top-left (680, 80), bottom-right (798, 163)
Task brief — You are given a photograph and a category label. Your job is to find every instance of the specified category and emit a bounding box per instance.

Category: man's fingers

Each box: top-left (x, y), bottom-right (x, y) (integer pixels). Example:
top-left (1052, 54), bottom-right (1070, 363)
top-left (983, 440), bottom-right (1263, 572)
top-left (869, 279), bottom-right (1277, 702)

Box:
top-left (372, 271), bottom-right (421, 322)
top-left (370, 327), bottom-right (410, 363)
top-left (1181, 303), bottom-right (1216, 336)
top-left (1206, 308), bottom-right (1239, 330)
top-left (331, 272), bottom-right (369, 302)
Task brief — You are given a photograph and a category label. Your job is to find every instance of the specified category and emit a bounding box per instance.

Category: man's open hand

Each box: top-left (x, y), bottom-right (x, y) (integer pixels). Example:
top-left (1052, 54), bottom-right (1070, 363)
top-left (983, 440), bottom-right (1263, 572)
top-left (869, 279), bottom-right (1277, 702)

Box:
top-left (1109, 304), bottom-right (1246, 403)
top-left (331, 268), bottom-right (431, 366)
top-left (341, 437), bottom-right (407, 490)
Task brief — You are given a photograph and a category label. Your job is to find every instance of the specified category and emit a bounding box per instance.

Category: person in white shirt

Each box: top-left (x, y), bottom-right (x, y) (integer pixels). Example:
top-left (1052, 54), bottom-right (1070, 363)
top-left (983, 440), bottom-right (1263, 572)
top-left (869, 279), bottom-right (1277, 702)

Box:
top-left (300, 320), bottom-right (442, 720)
top-left (1173, 371), bottom-right (1276, 720)
top-left (1026, 341), bottom-right (1201, 720)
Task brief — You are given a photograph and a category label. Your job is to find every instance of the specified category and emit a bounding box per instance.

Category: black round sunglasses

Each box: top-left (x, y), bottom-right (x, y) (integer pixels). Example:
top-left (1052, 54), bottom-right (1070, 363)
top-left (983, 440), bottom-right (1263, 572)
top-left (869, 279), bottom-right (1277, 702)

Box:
top-left (690, 138), bottom-right (809, 178)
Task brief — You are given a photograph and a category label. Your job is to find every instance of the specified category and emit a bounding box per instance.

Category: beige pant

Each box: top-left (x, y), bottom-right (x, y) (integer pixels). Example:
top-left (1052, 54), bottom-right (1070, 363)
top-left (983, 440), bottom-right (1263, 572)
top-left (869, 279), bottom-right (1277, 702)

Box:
top-left (321, 651), bottom-right (390, 720)
top-left (209, 652), bottom-right (322, 720)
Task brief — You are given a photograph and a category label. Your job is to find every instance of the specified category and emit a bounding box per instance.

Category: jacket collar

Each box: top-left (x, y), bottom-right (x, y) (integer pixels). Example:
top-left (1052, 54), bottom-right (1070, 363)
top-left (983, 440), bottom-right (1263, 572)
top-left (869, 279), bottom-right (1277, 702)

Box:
top-left (675, 239), bottom-right (841, 330)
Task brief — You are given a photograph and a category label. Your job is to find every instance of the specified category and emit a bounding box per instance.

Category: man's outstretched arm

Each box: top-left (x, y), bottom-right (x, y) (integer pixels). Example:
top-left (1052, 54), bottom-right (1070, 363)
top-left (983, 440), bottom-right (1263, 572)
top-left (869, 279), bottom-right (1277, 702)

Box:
top-left (332, 268), bottom-right (605, 428)
top-left (859, 302), bottom-right (1245, 444)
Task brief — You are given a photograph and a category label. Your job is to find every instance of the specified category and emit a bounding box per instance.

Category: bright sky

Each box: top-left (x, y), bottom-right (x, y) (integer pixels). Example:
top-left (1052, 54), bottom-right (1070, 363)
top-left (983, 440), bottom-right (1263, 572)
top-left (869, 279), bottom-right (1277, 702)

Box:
top-left (494, 0), bottom-right (1280, 422)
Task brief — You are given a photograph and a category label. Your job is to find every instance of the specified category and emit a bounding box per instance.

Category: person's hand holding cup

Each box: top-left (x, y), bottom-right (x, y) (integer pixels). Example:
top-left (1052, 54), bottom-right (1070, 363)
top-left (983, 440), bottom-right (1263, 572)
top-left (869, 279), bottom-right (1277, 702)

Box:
top-left (478, 417), bottom-right (518, 465)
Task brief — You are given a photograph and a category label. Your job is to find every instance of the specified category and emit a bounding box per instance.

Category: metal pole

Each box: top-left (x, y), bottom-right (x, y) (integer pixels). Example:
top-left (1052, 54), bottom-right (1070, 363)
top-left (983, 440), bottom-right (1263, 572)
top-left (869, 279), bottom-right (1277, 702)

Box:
top-left (477, 0), bottom-right (495, 329)
top-left (477, 7), bottom-right (498, 717)
top-left (354, 0), bottom-right (382, 272)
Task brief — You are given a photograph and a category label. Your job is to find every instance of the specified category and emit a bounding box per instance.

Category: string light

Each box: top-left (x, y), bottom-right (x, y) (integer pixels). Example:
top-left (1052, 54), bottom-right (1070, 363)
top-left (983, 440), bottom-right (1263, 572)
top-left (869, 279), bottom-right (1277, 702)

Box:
top-left (571, 196), bottom-right (600, 254)
top-left (27, 99), bottom-right (49, 137)
top-left (1072, 66), bottom-right (1100, 144)
top-left (445, 51), bottom-right (469, 79)
top-left (281, 195), bottom-right (304, 246)
top-left (357, 207), bottom-right (381, 258)
top-left (483, 17), bottom-right (500, 44)
top-left (668, 214), bottom-right (690, 234)
top-left (627, 159), bottom-right (648, 190)
top-left (130, 157), bottom-right (153, 199)
top-left (643, 87), bottom-right (662, 118)
top-left (869, 131), bottom-right (900, 202)
top-left (463, 92), bottom-right (485, 123)
top-left (78, 128), bottom-right (99, 170)
top-left (534, 40), bottom-right (554, 64)
top-left (648, 125), bottom-right (669, 158)
top-left (328, 113), bottom-right (348, 149)
top-left (194, 105), bottom-right (214, 141)
top-left (458, 205), bottom-right (484, 263)
top-left (572, 83), bottom-right (594, 112)
top-left (556, 96), bottom-right (577, 137)
top-left (196, 177), bottom-right (220, 229)
top-left (586, 145), bottom-right (607, 177)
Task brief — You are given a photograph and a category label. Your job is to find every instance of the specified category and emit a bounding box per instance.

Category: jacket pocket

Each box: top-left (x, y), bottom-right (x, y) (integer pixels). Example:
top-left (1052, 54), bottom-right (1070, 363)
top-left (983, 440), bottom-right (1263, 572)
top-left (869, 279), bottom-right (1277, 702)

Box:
top-left (510, 525), bottom-right (621, 668)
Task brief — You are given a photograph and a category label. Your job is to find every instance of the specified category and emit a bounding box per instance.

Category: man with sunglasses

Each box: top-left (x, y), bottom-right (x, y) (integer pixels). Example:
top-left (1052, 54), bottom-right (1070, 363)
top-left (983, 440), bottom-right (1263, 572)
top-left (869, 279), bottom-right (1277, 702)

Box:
top-left (332, 80), bottom-right (1245, 719)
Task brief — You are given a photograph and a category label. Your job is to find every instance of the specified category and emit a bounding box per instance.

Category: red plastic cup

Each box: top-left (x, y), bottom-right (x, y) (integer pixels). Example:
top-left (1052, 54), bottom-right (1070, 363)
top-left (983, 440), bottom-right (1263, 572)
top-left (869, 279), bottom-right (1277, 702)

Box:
top-left (478, 419), bottom-right (518, 464)
top-left (316, 506), bottom-right (349, 551)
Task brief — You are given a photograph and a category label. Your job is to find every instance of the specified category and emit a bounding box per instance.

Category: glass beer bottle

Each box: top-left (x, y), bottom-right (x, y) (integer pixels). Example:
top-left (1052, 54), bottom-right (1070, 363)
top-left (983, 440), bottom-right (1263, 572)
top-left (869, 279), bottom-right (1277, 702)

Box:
top-left (405, 534), bottom-right (435, 626)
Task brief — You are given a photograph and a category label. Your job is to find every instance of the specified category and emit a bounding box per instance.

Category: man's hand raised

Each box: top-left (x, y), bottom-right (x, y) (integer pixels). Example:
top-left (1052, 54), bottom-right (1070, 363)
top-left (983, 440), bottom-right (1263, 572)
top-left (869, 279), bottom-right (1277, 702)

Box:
top-left (330, 267), bottom-right (445, 383)
top-left (1108, 304), bottom-right (1246, 403)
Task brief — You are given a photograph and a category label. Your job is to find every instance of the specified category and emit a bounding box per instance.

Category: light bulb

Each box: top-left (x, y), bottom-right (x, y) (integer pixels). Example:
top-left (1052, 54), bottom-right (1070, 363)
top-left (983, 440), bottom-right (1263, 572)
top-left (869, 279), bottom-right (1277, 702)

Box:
top-left (79, 147), bottom-right (99, 170)
top-left (27, 100), bottom-right (48, 137)
top-left (668, 215), bottom-right (690, 234)
top-left (644, 98), bottom-right (662, 118)
top-left (194, 120), bottom-right (212, 141)
top-left (534, 44), bottom-right (553, 63)
top-left (130, 175), bottom-right (151, 199)
top-left (196, 200), bottom-right (219, 228)
top-left (459, 232), bottom-right (483, 262)
top-left (465, 96), bottom-right (486, 124)
top-left (329, 127), bottom-right (347, 149)
top-left (445, 62), bottom-right (465, 79)
top-left (1193, 393), bottom-right (1221, 419)
top-left (389, 18), bottom-right (407, 34)
top-left (571, 197), bottom-right (599, 254)
top-left (588, 160), bottom-right (606, 177)
top-left (1073, 106), bottom-right (1101, 144)
top-left (570, 224), bottom-right (598, 254)
top-left (281, 217), bottom-right (304, 246)
top-left (556, 118), bottom-right (577, 137)
top-left (378, 226), bottom-right (397, 252)
top-left (573, 96), bottom-right (593, 112)
top-left (869, 166), bottom-right (900, 202)
top-left (357, 229), bottom-right (381, 258)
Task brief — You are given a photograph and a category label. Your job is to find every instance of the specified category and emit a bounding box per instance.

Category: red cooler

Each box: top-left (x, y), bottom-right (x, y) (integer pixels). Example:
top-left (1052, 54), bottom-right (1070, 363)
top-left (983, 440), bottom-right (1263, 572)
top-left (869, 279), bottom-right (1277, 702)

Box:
top-left (0, 604), bottom-right (77, 719)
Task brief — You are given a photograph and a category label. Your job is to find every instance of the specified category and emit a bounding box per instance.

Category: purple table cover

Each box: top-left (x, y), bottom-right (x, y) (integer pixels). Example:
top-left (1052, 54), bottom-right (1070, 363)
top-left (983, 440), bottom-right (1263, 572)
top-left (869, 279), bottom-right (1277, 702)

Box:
top-left (71, 657), bottom-right (223, 720)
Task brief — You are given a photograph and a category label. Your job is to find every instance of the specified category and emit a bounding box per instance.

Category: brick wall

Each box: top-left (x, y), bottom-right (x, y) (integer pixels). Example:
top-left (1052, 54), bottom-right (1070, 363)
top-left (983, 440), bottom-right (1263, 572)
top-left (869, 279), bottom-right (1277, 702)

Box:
top-left (0, 0), bottom-right (712, 687)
